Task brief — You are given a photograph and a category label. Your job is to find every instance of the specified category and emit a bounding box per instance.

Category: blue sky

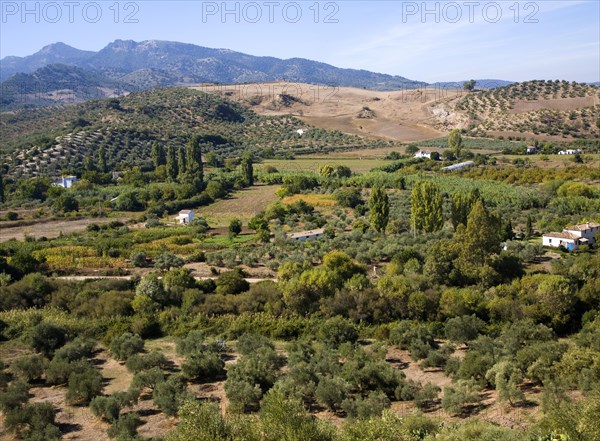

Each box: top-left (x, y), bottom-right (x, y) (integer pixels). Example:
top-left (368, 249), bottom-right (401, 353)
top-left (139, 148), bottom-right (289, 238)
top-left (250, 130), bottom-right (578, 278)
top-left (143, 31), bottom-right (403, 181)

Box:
top-left (1, 0), bottom-right (599, 82)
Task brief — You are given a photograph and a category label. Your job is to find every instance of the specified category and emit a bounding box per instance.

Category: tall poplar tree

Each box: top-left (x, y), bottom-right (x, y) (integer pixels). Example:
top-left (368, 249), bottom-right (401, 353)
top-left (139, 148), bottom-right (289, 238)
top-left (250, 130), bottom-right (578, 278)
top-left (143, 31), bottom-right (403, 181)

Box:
top-left (411, 181), bottom-right (444, 234)
top-left (369, 185), bottom-right (389, 234)
top-left (166, 145), bottom-right (178, 181)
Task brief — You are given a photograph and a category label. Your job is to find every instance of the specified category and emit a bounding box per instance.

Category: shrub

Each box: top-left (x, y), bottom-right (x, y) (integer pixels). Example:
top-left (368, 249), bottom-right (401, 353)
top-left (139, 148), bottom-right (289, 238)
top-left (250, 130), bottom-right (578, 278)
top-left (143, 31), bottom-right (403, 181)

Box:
top-left (341, 390), bottom-right (390, 419)
top-left (90, 395), bottom-right (121, 422)
top-left (441, 379), bottom-right (482, 415)
top-left (109, 332), bottom-right (144, 361)
top-left (66, 364), bottom-right (103, 405)
top-left (315, 376), bottom-right (351, 412)
top-left (125, 350), bottom-right (168, 374)
top-left (236, 333), bottom-right (274, 356)
top-left (153, 375), bottom-right (190, 416)
top-left (181, 352), bottom-right (225, 382)
top-left (24, 322), bottom-right (67, 357)
top-left (216, 269), bottom-right (250, 295)
top-left (318, 316), bottom-right (359, 349)
top-left (4, 402), bottom-right (61, 441)
top-left (12, 354), bottom-right (45, 382)
top-left (0, 380), bottom-right (29, 412)
top-left (107, 412), bottom-right (142, 439)
top-left (445, 315), bottom-right (485, 345)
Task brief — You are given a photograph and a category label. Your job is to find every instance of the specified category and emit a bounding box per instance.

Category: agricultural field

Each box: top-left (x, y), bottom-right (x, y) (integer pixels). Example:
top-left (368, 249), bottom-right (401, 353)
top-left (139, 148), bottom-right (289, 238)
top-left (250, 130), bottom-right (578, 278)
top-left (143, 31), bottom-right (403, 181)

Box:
top-left (0, 86), bottom-right (599, 441)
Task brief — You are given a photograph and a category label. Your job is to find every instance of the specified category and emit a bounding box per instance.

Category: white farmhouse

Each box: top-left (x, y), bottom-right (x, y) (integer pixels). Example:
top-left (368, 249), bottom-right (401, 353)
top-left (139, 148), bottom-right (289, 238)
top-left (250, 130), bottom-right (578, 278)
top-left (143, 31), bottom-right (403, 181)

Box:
top-left (54, 175), bottom-right (77, 188)
top-left (176, 210), bottom-right (195, 224)
top-left (287, 228), bottom-right (325, 242)
top-left (296, 129), bottom-right (306, 136)
top-left (414, 150), bottom-right (432, 159)
top-left (558, 149), bottom-right (582, 155)
top-left (543, 222), bottom-right (599, 250)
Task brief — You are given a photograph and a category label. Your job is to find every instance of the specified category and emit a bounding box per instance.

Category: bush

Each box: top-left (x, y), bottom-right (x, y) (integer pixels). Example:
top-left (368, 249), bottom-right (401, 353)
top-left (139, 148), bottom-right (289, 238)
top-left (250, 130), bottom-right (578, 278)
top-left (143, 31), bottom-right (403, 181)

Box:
top-left (441, 379), bottom-right (482, 415)
top-left (176, 330), bottom-right (208, 356)
top-left (216, 269), bottom-right (250, 295)
top-left (12, 354), bottom-right (45, 382)
top-left (125, 350), bottom-right (168, 374)
top-left (318, 316), bottom-right (359, 349)
top-left (66, 364), bottom-right (103, 405)
top-left (90, 395), bottom-right (121, 422)
top-left (107, 412), bottom-right (142, 439)
top-left (53, 337), bottom-right (95, 362)
top-left (4, 402), bottom-right (61, 441)
top-left (445, 315), bottom-right (485, 345)
top-left (315, 376), bottom-right (350, 412)
top-left (153, 375), bottom-right (190, 416)
top-left (24, 322), bottom-right (67, 357)
top-left (109, 332), bottom-right (144, 361)
top-left (0, 380), bottom-right (29, 412)
top-left (341, 390), bottom-right (390, 419)
top-left (181, 352), bottom-right (225, 382)
top-left (236, 333), bottom-right (274, 356)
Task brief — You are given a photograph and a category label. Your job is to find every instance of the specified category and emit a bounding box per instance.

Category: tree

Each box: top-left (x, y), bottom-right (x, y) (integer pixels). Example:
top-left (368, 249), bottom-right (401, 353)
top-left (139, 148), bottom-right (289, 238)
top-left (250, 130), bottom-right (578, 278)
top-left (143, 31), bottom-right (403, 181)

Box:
top-left (441, 379), bottom-right (482, 415)
top-left (229, 218), bottom-right (242, 238)
top-left (25, 322), bottom-right (67, 357)
top-left (12, 354), bottom-right (45, 382)
top-left (240, 153), bottom-right (254, 187)
top-left (151, 142), bottom-right (166, 169)
top-left (464, 80), bottom-right (477, 91)
top-left (248, 215), bottom-right (270, 243)
top-left (448, 129), bottom-right (463, 157)
top-left (66, 365), bottom-right (103, 405)
top-left (154, 252), bottom-right (185, 271)
top-left (52, 193), bottom-right (79, 213)
top-left (485, 361), bottom-right (524, 406)
top-left (177, 147), bottom-right (187, 182)
top-left (368, 185), bottom-right (389, 234)
top-left (166, 144), bottom-right (178, 181)
top-left (411, 181), bottom-right (444, 234)
top-left (216, 269), bottom-right (250, 295)
top-left (153, 376), bottom-right (191, 416)
top-left (450, 189), bottom-right (480, 230)
top-left (109, 332), bottom-right (144, 361)
top-left (0, 174), bottom-right (5, 203)
top-left (183, 135), bottom-right (204, 189)
top-left (445, 315), bottom-right (485, 345)
top-left (90, 396), bottom-right (121, 422)
top-left (98, 144), bottom-right (107, 173)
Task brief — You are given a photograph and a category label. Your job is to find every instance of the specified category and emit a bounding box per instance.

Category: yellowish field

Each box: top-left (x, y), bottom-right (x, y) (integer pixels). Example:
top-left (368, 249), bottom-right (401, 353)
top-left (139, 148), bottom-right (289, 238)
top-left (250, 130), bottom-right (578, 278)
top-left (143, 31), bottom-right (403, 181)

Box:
top-left (261, 157), bottom-right (391, 174)
top-left (282, 194), bottom-right (337, 208)
top-left (197, 184), bottom-right (280, 227)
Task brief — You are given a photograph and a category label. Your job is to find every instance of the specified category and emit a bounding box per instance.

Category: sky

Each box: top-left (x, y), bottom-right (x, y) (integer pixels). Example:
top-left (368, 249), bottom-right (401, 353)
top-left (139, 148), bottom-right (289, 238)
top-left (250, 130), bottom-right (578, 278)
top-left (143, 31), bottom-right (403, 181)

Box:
top-left (1, 0), bottom-right (599, 83)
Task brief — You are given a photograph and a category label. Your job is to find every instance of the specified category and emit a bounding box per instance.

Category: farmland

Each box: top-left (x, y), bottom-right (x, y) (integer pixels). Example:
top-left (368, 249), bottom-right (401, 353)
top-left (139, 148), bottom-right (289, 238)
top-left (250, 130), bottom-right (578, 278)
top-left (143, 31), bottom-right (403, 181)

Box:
top-left (0, 84), bottom-right (599, 441)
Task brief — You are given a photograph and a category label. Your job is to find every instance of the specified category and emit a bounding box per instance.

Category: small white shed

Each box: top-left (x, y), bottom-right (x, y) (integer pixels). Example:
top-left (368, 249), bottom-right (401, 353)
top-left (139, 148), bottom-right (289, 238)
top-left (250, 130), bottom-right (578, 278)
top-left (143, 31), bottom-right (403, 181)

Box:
top-left (176, 210), bottom-right (195, 224)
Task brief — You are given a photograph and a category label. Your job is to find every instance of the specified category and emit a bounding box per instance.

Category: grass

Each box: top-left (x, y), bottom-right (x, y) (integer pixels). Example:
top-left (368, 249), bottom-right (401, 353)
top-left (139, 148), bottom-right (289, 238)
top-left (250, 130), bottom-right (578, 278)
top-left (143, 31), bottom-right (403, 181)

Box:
top-left (202, 234), bottom-right (256, 246)
top-left (197, 184), bottom-right (280, 227)
top-left (261, 158), bottom-right (392, 174)
top-left (282, 194), bottom-right (337, 208)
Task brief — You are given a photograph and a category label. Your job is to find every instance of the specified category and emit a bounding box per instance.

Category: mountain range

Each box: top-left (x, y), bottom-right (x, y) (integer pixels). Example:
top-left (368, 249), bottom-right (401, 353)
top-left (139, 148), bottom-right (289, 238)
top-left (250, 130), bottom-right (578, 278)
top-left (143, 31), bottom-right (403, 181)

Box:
top-left (1, 39), bottom-right (429, 109)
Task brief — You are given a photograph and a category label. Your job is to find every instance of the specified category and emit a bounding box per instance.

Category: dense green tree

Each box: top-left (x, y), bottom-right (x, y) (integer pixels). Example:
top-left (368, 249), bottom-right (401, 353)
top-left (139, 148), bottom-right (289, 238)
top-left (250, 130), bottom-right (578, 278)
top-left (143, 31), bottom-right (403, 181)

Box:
top-left (369, 186), bottom-right (389, 234)
top-left (485, 361), bottom-right (524, 406)
top-left (240, 153), bottom-right (254, 187)
top-left (109, 332), bottom-right (144, 361)
top-left (66, 364), bottom-right (103, 405)
top-left (0, 174), bottom-right (5, 203)
top-left (441, 379), bottom-right (481, 415)
top-left (151, 142), bottom-right (166, 169)
top-left (177, 148), bottom-right (187, 182)
top-left (25, 322), bottom-right (67, 357)
top-left (166, 144), bottom-right (179, 181)
top-left (411, 181), bottom-right (444, 234)
top-left (448, 129), bottom-right (463, 157)
top-left (450, 189), bottom-right (480, 230)
top-left (463, 80), bottom-right (477, 91)
top-left (98, 144), bottom-right (107, 173)
top-left (229, 218), bottom-right (242, 238)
